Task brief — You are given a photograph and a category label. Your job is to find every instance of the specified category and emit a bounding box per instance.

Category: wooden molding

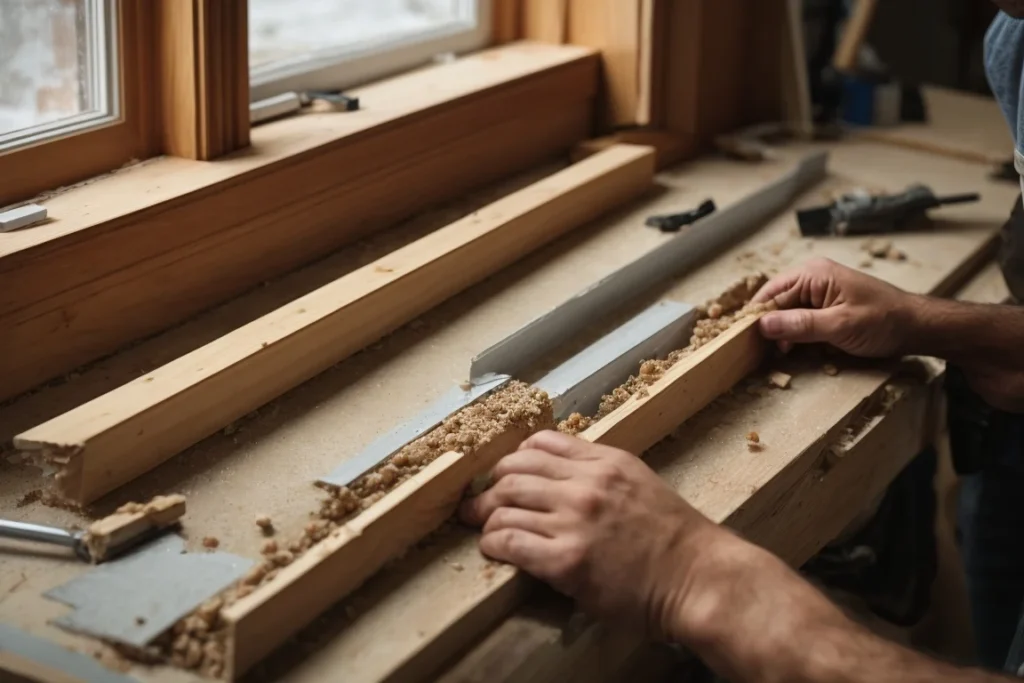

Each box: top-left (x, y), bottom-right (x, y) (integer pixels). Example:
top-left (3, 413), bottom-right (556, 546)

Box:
top-left (522, 0), bottom-right (568, 43)
top-left (0, 0), bottom-right (160, 206)
top-left (0, 44), bottom-right (598, 403)
top-left (14, 144), bottom-right (655, 504)
top-left (492, 0), bottom-right (522, 44)
top-left (566, 0), bottom-right (642, 129)
top-left (157, 0), bottom-right (250, 160)
top-left (223, 427), bottom-right (536, 678)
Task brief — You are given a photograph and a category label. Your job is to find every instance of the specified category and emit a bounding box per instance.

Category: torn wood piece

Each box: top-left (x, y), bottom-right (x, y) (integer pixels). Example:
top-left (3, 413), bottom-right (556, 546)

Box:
top-left (83, 494), bottom-right (187, 562)
top-left (15, 144), bottom-right (656, 505)
top-left (222, 427), bottom-right (537, 678)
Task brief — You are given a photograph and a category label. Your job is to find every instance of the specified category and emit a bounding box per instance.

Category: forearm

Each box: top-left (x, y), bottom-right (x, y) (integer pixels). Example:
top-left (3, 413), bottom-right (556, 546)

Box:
top-left (674, 536), bottom-right (1015, 683)
top-left (900, 296), bottom-right (1024, 412)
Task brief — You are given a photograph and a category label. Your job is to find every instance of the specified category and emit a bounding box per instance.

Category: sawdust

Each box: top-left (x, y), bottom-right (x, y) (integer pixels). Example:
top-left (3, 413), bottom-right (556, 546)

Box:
top-left (16, 489), bottom-right (42, 508)
top-left (158, 382), bottom-right (552, 678)
top-left (558, 274), bottom-right (774, 435)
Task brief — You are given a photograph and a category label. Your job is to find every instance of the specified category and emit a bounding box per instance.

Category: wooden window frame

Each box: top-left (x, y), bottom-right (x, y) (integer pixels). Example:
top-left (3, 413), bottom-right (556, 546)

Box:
top-left (0, 0), bottom-right (159, 206)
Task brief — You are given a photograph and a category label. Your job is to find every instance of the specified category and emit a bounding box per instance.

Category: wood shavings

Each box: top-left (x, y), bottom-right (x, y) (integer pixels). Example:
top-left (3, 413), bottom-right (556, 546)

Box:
top-left (255, 514), bottom-right (273, 533)
top-left (202, 536), bottom-right (220, 549)
top-left (83, 494), bottom-right (186, 562)
top-left (768, 371), bottom-right (792, 389)
top-left (822, 364), bottom-right (839, 376)
top-left (16, 489), bottom-right (42, 507)
top-left (746, 431), bottom-right (763, 452)
top-left (862, 239), bottom-right (892, 258)
top-left (157, 382), bottom-right (554, 675)
top-left (859, 258), bottom-right (873, 268)
top-left (885, 245), bottom-right (906, 261)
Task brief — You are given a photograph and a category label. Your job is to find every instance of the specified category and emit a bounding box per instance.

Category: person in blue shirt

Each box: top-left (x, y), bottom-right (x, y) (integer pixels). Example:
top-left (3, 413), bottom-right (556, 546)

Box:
top-left (458, 4), bottom-right (1024, 680)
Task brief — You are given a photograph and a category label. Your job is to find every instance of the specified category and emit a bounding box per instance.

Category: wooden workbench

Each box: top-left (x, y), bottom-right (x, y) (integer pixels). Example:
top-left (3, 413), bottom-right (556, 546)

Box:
top-left (0, 99), bottom-right (1017, 681)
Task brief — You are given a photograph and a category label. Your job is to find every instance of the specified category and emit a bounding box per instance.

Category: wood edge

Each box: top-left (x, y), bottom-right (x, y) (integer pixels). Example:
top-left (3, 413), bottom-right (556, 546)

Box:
top-left (12, 143), bottom-right (655, 505)
top-left (580, 316), bottom-right (763, 444)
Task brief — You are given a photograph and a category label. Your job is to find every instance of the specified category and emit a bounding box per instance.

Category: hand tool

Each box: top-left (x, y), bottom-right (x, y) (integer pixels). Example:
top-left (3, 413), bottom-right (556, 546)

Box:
top-left (645, 199), bottom-right (716, 232)
top-left (796, 184), bottom-right (980, 237)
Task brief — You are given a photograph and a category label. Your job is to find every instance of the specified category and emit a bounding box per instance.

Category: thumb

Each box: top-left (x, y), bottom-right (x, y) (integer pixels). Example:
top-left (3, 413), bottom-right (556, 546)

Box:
top-left (759, 309), bottom-right (841, 344)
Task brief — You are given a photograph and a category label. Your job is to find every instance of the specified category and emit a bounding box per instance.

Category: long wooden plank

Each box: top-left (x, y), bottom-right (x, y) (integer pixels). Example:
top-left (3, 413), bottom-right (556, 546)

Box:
top-left (223, 426), bottom-right (535, 678)
top-left (14, 145), bottom-right (656, 504)
top-left (833, 0), bottom-right (879, 72)
top-left (0, 43), bottom-right (597, 402)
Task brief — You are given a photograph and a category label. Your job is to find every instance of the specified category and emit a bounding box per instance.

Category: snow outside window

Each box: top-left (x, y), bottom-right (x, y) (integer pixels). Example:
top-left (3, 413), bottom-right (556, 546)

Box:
top-left (249, 0), bottom-right (492, 102)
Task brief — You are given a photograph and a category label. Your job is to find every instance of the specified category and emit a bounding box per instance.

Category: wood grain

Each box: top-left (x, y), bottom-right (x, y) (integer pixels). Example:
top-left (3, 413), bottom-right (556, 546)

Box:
top-left (157, 0), bottom-right (250, 160)
top-left (223, 428), bottom-right (535, 678)
top-left (566, 0), bottom-right (642, 128)
top-left (0, 44), bottom-right (598, 402)
top-left (14, 145), bottom-right (655, 504)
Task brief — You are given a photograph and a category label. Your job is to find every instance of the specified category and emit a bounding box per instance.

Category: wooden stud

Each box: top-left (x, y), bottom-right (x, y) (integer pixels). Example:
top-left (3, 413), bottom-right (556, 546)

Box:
top-left (223, 427), bottom-right (539, 678)
top-left (14, 145), bottom-right (656, 504)
top-left (157, 0), bottom-right (250, 160)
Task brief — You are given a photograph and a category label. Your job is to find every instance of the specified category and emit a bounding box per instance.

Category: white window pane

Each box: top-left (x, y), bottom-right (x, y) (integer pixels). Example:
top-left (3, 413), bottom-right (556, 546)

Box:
top-left (0, 0), bottom-right (116, 148)
top-left (250, 0), bottom-right (467, 70)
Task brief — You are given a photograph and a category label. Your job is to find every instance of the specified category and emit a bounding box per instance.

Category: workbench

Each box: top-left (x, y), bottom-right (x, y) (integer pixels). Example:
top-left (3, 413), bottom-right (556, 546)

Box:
top-left (0, 91), bottom-right (1016, 682)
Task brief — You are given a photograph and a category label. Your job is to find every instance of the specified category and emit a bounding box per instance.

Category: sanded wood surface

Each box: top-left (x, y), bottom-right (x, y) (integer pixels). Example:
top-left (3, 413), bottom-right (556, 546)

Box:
top-left (0, 43), bottom-right (597, 403)
top-left (857, 87), bottom-right (1012, 166)
top-left (14, 145), bottom-right (655, 504)
top-left (224, 428), bottom-right (532, 677)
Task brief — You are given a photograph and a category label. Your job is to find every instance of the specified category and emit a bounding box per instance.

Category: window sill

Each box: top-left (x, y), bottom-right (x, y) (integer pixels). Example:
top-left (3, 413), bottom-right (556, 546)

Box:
top-left (0, 41), bottom-right (598, 402)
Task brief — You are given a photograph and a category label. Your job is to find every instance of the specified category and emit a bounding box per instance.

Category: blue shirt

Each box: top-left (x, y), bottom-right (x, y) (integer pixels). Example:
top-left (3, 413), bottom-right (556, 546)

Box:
top-left (986, 11), bottom-right (1024, 174)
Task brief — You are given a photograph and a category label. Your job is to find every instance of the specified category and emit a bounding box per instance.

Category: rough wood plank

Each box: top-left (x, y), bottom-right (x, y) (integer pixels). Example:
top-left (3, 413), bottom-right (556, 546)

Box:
top-left (14, 145), bottom-right (656, 504)
top-left (82, 493), bottom-right (186, 562)
top-left (0, 44), bottom-right (597, 403)
top-left (566, 0), bottom-right (642, 128)
top-left (833, 0), bottom-right (879, 72)
top-left (224, 427), bottom-right (532, 678)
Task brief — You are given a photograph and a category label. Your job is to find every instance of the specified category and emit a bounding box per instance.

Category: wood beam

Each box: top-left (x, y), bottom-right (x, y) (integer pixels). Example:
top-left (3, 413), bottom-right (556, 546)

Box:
top-left (157, 0), bottom-right (250, 160)
top-left (0, 44), bottom-right (598, 403)
top-left (14, 145), bottom-right (656, 504)
top-left (223, 427), bottom-right (538, 678)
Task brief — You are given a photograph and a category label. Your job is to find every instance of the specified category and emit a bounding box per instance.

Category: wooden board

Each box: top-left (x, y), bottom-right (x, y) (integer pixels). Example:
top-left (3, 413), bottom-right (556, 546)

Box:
top-left (566, 0), bottom-right (642, 129)
top-left (833, 0), bottom-right (878, 72)
top-left (14, 145), bottom-right (656, 504)
top-left (224, 427), bottom-right (534, 677)
top-left (0, 43), bottom-right (598, 403)
top-left (857, 87), bottom-right (1012, 166)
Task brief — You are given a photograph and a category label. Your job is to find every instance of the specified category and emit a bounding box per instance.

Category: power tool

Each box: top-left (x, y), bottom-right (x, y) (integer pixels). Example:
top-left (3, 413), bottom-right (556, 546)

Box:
top-left (797, 184), bottom-right (980, 237)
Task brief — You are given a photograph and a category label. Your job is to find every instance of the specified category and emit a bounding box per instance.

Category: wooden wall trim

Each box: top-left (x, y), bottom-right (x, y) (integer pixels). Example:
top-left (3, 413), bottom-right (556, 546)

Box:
top-left (157, 0), bottom-right (250, 160)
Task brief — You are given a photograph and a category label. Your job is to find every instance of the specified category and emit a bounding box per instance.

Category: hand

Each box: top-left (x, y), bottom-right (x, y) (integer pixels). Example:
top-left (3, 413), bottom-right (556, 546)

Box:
top-left (459, 430), bottom-right (725, 639)
top-left (753, 257), bottom-right (919, 357)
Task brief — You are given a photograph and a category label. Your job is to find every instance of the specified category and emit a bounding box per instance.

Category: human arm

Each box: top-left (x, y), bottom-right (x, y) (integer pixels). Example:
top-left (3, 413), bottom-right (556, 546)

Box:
top-left (461, 431), bottom-right (1016, 683)
top-left (754, 258), bottom-right (1024, 412)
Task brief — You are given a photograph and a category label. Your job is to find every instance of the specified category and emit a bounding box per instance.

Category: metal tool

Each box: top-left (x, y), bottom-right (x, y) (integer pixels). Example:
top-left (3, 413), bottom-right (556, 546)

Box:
top-left (645, 199), bottom-right (717, 233)
top-left (0, 518), bottom-right (173, 563)
top-left (796, 184), bottom-right (980, 237)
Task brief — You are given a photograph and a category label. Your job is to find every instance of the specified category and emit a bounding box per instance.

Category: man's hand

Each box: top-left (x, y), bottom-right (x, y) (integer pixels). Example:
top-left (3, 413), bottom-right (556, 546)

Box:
top-left (459, 430), bottom-right (724, 639)
top-left (753, 257), bottom-right (919, 357)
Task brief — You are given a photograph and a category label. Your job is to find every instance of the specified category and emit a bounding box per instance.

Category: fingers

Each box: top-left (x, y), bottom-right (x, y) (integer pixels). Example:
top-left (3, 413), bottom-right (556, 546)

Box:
top-left (519, 430), bottom-right (601, 460)
top-left (460, 474), bottom-right (561, 526)
top-left (479, 528), bottom-right (559, 579)
top-left (494, 448), bottom-right (577, 481)
top-left (751, 271), bottom-right (799, 305)
top-left (759, 308), bottom-right (843, 344)
top-left (482, 506), bottom-right (558, 537)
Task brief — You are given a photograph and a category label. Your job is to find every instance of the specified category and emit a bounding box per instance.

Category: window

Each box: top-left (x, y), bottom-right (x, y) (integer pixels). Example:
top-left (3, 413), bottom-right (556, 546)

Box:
top-left (248, 0), bottom-right (492, 101)
top-left (0, 0), bottom-right (118, 151)
top-left (0, 0), bottom-right (155, 207)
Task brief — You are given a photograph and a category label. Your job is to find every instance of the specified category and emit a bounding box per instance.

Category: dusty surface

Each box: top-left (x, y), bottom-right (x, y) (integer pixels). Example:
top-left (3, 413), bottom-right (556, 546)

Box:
top-left (0, 138), bottom-right (1016, 681)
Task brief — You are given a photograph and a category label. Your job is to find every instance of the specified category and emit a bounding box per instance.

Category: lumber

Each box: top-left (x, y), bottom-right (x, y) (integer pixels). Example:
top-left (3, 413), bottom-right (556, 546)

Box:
top-left (223, 427), bottom-right (534, 678)
top-left (566, 0), bottom-right (642, 128)
top-left (14, 144), bottom-right (656, 504)
top-left (0, 43), bottom-right (598, 403)
top-left (82, 493), bottom-right (186, 562)
top-left (571, 130), bottom-right (694, 170)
